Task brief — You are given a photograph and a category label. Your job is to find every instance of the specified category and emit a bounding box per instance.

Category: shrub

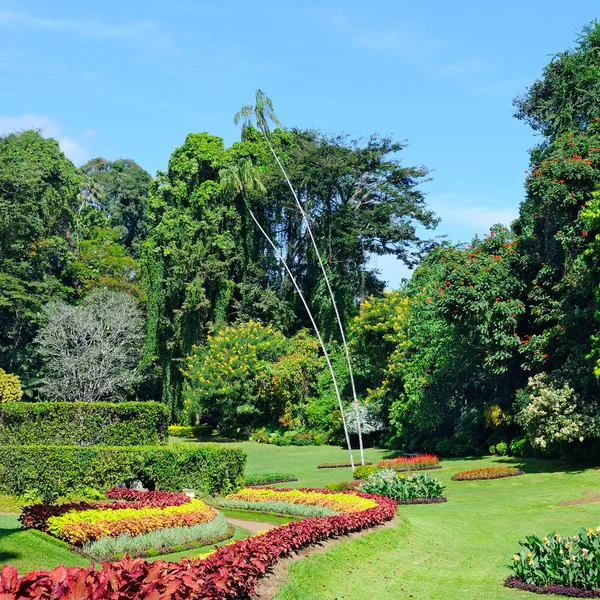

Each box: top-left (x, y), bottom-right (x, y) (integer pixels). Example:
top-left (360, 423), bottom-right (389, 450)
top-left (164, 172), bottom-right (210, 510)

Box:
top-left (515, 373), bottom-right (597, 450)
top-left (510, 438), bottom-right (529, 457)
top-left (451, 466), bottom-right (524, 481)
top-left (489, 445), bottom-right (496, 455)
top-left (324, 481), bottom-right (361, 492)
top-left (352, 465), bottom-right (379, 480)
top-left (0, 444), bottom-right (246, 500)
top-left (495, 442), bottom-right (508, 456)
top-left (508, 526), bottom-right (600, 591)
top-left (0, 488), bottom-right (398, 599)
top-left (249, 428), bottom-right (327, 446)
top-left (376, 454), bottom-right (440, 471)
top-left (168, 425), bottom-right (213, 438)
top-left (244, 473), bottom-right (298, 486)
top-left (0, 369), bottom-right (23, 402)
top-left (0, 402), bottom-right (168, 446)
top-left (360, 470), bottom-right (446, 502)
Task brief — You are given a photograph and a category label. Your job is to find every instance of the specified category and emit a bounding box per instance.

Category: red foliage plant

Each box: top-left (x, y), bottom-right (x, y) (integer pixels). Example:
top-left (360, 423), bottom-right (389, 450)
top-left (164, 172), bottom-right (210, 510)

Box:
top-left (377, 454), bottom-right (440, 471)
top-left (19, 489), bottom-right (191, 532)
top-left (2, 489), bottom-right (397, 600)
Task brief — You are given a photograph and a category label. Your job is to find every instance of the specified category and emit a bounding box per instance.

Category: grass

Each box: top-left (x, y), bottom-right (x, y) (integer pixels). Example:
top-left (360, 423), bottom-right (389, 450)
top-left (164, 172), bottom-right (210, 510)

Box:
top-left (220, 508), bottom-right (299, 525)
top-left (274, 455), bottom-right (600, 600)
top-left (172, 436), bottom-right (388, 488)
top-left (2, 440), bottom-right (600, 600)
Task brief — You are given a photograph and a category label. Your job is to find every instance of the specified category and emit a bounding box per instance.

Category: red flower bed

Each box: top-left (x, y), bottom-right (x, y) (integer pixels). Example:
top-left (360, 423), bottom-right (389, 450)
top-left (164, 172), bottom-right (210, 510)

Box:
top-left (451, 467), bottom-right (524, 481)
top-left (377, 454), bottom-right (440, 471)
top-left (20, 489), bottom-right (191, 532)
top-left (1, 489), bottom-right (397, 600)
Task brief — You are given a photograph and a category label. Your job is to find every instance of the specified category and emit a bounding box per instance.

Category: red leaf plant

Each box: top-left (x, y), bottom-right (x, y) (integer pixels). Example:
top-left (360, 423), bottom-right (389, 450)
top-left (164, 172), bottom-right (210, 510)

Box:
top-left (2, 489), bottom-right (397, 599)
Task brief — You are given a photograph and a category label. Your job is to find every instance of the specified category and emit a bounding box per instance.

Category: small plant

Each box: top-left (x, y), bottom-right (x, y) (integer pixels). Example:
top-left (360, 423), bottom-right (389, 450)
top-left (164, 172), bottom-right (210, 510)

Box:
top-left (451, 467), bottom-right (523, 481)
top-left (360, 470), bottom-right (446, 503)
top-left (507, 526), bottom-right (600, 592)
top-left (495, 442), bottom-right (508, 456)
top-left (489, 445), bottom-right (496, 455)
top-left (0, 368), bottom-right (23, 402)
top-left (353, 465), bottom-right (379, 480)
top-left (376, 454), bottom-right (440, 471)
top-left (244, 473), bottom-right (298, 486)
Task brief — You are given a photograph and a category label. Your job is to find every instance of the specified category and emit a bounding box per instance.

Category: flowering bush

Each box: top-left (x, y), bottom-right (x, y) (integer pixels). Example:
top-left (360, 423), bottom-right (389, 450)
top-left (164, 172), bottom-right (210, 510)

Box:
top-left (377, 454), bottom-right (440, 471)
top-left (507, 526), bottom-right (600, 593)
top-left (516, 373), bottom-right (597, 450)
top-left (225, 488), bottom-right (378, 514)
top-left (0, 368), bottom-right (23, 402)
top-left (0, 488), bottom-right (397, 599)
top-left (451, 467), bottom-right (524, 481)
top-left (360, 470), bottom-right (446, 502)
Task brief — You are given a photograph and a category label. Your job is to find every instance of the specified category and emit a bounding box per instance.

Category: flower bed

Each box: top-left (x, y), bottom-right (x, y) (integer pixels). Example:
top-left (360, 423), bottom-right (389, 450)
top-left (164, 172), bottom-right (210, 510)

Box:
top-left (226, 487), bottom-right (378, 514)
top-left (47, 499), bottom-right (217, 545)
top-left (451, 466), bottom-right (524, 481)
top-left (1, 488), bottom-right (397, 599)
top-left (20, 488), bottom-right (192, 532)
top-left (244, 473), bottom-right (298, 486)
top-left (317, 461), bottom-right (373, 469)
top-left (360, 469), bottom-right (446, 502)
top-left (376, 454), bottom-right (440, 472)
top-left (506, 526), bottom-right (600, 596)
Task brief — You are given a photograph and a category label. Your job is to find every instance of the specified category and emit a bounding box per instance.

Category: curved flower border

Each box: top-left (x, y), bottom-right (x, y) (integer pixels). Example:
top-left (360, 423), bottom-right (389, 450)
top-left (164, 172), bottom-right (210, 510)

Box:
top-left (0, 488), bottom-right (397, 600)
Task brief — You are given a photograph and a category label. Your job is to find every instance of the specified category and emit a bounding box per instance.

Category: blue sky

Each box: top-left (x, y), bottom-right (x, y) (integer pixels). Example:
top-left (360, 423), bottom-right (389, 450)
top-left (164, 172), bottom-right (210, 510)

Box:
top-left (1, 1), bottom-right (598, 287)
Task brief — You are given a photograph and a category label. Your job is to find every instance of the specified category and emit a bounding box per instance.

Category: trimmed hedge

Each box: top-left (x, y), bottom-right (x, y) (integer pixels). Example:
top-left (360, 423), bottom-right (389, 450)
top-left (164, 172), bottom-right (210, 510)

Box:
top-left (0, 402), bottom-right (169, 446)
top-left (0, 444), bottom-right (246, 498)
top-left (168, 425), bottom-right (213, 438)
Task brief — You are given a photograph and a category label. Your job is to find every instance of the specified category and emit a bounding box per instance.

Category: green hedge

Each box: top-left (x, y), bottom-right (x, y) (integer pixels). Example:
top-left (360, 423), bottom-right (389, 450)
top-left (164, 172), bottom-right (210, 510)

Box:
top-left (0, 444), bottom-right (246, 499)
top-left (0, 402), bottom-right (169, 446)
top-left (168, 425), bottom-right (213, 438)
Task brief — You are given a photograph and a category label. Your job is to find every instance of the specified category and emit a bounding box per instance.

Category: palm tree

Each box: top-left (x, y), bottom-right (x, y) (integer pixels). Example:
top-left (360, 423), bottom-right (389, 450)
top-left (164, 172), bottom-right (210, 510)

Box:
top-left (219, 159), bottom-right (357, 468)
top-left (234, 90), bottom-right (366, 464)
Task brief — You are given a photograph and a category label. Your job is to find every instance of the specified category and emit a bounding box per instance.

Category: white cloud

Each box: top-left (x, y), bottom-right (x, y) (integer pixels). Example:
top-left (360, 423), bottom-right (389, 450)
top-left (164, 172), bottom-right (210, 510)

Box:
top-left (0, 114), bottom-right (90, 165)
top-left (0, 11), bottom-right (175, 53)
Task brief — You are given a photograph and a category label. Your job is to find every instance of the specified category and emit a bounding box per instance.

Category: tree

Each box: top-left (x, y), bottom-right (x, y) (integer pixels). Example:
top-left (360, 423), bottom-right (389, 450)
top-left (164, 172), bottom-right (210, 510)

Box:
top-left (0, 130), bottom-right (79, 386)
top-left (220, 158), bottom-right (356, 464)
top-left (79, 158), bottom-right (152, 254)
top-left (35, 289), bottom-right (144, 402)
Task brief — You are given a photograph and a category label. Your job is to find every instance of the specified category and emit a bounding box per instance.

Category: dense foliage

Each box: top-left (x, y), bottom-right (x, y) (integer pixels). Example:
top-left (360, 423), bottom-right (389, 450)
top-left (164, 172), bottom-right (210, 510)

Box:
top-left (0, 444), bottom-right (246, 500)
top-left (346, 24), bottom-right (600, 457)
top-left (360, 470), bottom-right (446, 502)
top-left (0, 401), bottom-right (168, 446)
top-left (0, 369), bottom-right (22, 402)
top-left (509, 526), bottom-right (600, 591)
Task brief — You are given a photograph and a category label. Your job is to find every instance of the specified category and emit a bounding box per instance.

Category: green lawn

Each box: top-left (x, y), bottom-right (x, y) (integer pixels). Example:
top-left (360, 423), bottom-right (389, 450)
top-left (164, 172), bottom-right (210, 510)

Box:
top-left (274, 455), bottom-right (600, 600)
top-left (2, 441), bottom-right (600, 600)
